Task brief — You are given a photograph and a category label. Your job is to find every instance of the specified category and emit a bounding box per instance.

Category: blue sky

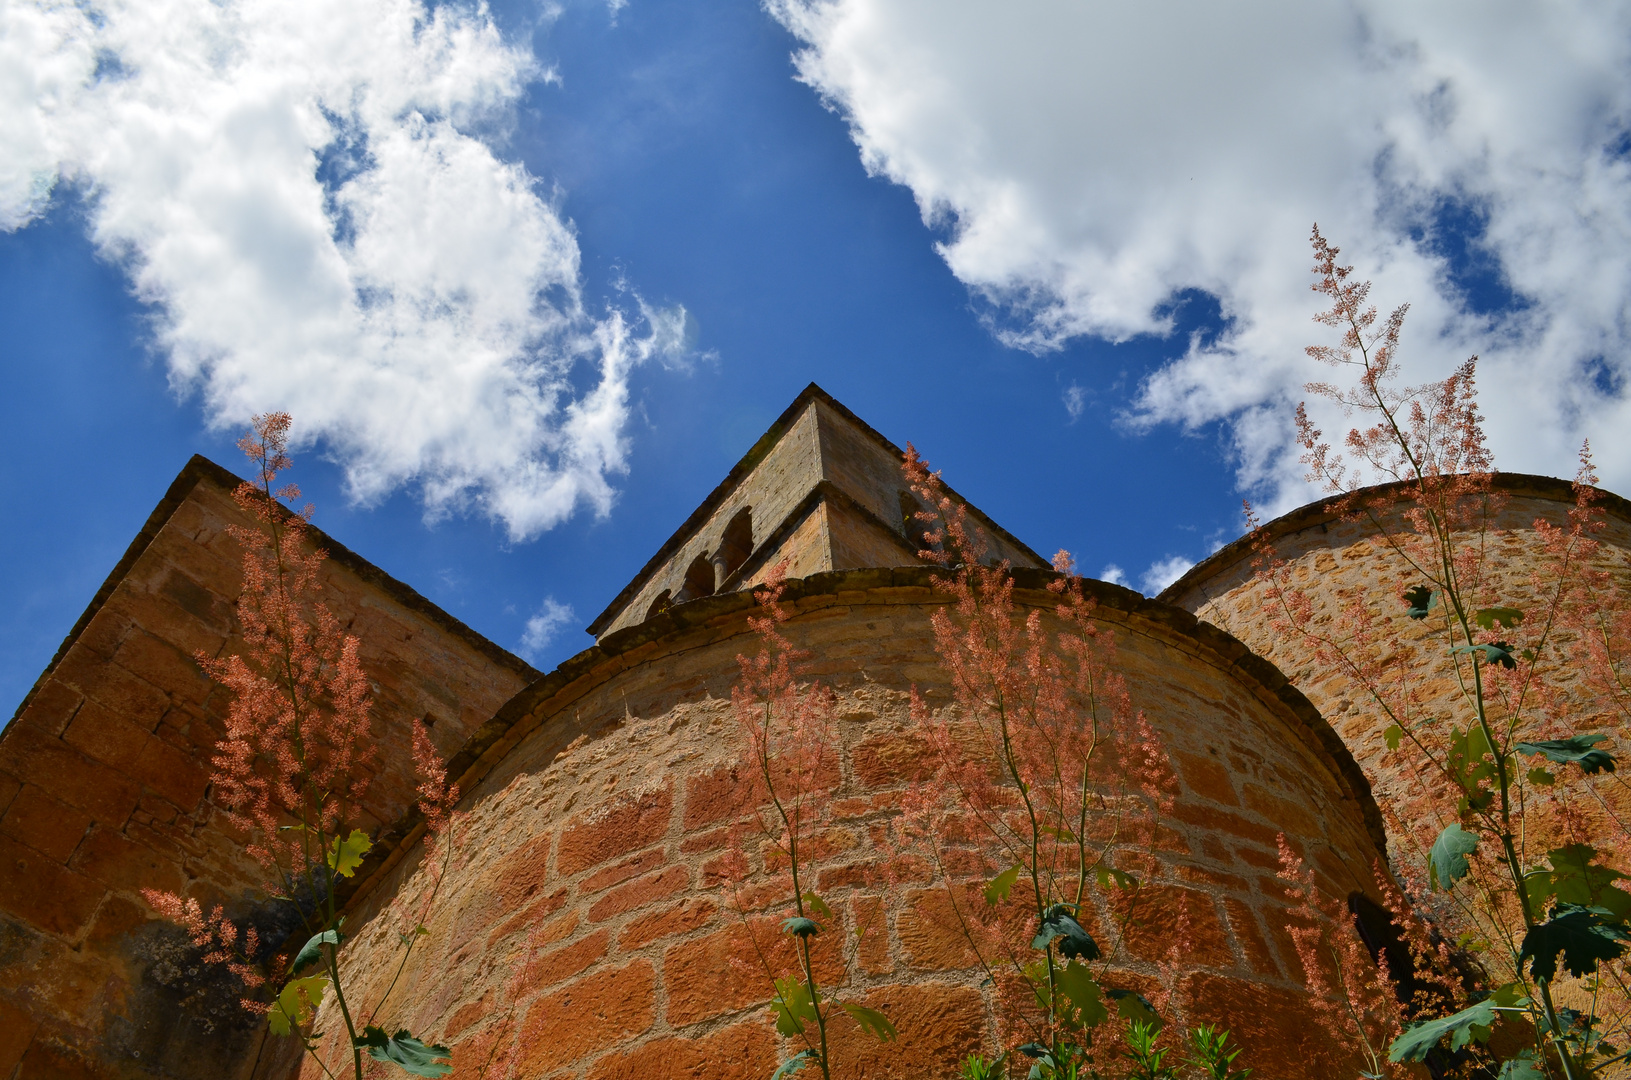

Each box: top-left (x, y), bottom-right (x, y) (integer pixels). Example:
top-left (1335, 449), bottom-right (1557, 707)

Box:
top-left (4, 0), bottom-right (1631, 712)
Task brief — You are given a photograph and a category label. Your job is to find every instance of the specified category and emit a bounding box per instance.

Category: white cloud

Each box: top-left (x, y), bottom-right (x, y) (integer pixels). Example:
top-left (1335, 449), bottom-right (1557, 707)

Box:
top-left (1062, 383), bottom-right (1085, 421)
top-left (2, 0), bottom-right (680, 540)
top-left (766, 0), bottom-right (1631, 512)
top-left (520, 596), bottom-right (575, 661)
top-left (1139, 556), bottom-right (1194, 597)
top-left (1097, 563), bottom-right (1127, 587)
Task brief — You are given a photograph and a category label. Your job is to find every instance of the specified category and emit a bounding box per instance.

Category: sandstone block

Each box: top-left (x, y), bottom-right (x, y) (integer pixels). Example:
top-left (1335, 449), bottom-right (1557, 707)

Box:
top-left (0, 726), bottom-right (141, 829)
top-left (588, 865), bottom-right (689, 923)
top-left (61, 698), bottom-right (152, 771)
top-left (618, 897), bottom-right (717, 951)
top-left (584, 1019), bottom-right (777, 1080)
top-left (557, 786), bottom-right (673, 876)
top-left (0, 832), bottom-right (104, 936)
top-left (0, 785), bottom-right (92, 863)
top-left (1109, 884), bottom-right (1233, 970)
top-left (14, 680), bottom-right (83, 737)
top-left (823, 983), bottom-right (984, 1078)
top-left (517, 961), bottom-right (655, 1076)
top-left (580, 847), bottom-right (666, 895)
top-left (69, 825), bottom-right (185, 895)
top-left (513, 928), bottom-right (609, 994)
top-left (663, 921), bottom-right (844, 1026)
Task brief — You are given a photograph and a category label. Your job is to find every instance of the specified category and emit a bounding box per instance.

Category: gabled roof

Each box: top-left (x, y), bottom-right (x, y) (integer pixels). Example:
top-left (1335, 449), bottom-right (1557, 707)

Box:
top-left (585, 383), bottom-right (1047, 639)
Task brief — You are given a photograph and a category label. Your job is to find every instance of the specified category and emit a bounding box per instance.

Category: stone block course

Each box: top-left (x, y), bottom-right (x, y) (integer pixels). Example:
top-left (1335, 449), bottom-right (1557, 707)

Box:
top-left (517, 961), bottom-right (656, 1077)
top-left (557, 786), bottom-right (674, 877)
top-left (0, 784), bottom-right (92, 862)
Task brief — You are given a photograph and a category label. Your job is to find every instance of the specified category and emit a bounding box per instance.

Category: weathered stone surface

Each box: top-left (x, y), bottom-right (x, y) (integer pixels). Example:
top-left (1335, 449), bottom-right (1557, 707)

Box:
top-left (0, 456), bottom-right (534, 1080)
top-left (3, 398), bottom-right (1440, 1079)
top-left (1165, 477), bottom-right (1631, 947)
top-left (312, 574), bottom-right (1388, 1079)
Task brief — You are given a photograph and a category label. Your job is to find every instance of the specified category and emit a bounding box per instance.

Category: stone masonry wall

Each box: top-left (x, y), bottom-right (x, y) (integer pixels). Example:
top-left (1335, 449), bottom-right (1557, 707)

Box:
top-left (1162, 477), bottom-right (1631, 890)
top-left (275, 570), bottom-right (1390, 1080)
top-left (0, 459), bottom-right (535, 1080)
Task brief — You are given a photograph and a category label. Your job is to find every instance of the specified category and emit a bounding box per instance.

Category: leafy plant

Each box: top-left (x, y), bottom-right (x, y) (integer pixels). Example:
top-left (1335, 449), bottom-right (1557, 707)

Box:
top-left (891, 450), bottom-right (1180, 1077)
top-left (731, 565), bottom-right (896, 1080)
top-left (141, 415), bottom-right (462, 1078)
top-left (1186, 1024), bottom-right (1251, 1080)
top-left (1251, 228), bottom-right (1631, 1078)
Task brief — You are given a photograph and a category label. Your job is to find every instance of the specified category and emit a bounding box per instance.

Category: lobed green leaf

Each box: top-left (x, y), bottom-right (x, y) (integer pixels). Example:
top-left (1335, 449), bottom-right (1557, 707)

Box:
top-left (1056, 961), bottom-right (1108, 1027)
top-left (327, 830), bottom-right (373, 879)
top-left (800, 891), bottom-right (833, 921)
top-left (1516, 734), bottom-right (1617, 775)
top-left (1404, 585), bottom-right (1434, 620)
top-left (1388, 999), bottom-right (1497, 1061)
top-left (1032, 904), bottom-right (1100, 960)
top-left (1429, 823), bottom-right (1479, 891)
top-left (267, 975), bottom-right (329, 1037)
top-left (292, 928), bottom-right (342, 975)
top-left (1096, 865), bottom-right (1138, 890)
top-left (354, 1026), bottom-right (452, 1077)
top-left (1454, 642), bottom-right (1518, 669)
top-left (772, 977), bottom-right (818, 1037)
top-left (840, 1001), bottom-right (898, 1042)
top-left (1474, 607), bottom-right (1524, 630)
top-left (1107, 987), bottom-right (1162, 1030)
top-left (983, 865), bottom-right (1021, 907)
top-left (782, 916), bottom-right (820, 938)
top-left (1520, 904), bottom-right (1631, 982)
top-left (770, 1050), bottom-right (819, 1080)
top-left (1546, 844), bottom-right (1631, 919)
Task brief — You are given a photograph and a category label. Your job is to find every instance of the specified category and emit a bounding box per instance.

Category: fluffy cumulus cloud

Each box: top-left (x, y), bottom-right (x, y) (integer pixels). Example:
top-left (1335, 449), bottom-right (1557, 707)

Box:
top-left (767, 0), bottom-right (1631, 510)
top-left (519, 595), bottom-right (575, 661)
top-left (2, 0), bottom-right (681, 539)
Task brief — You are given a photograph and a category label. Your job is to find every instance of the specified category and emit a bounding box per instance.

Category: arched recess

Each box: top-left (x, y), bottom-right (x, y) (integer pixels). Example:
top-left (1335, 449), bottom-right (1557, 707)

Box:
top-left (673, 554), bottom-right (716, 603)
top-left (645, 589), bottom-right (672, 621)
top-left (714, 507), bottom-right (753, 583)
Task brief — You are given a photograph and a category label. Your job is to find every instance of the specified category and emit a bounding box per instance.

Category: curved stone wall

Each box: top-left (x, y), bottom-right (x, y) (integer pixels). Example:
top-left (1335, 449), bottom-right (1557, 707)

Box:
top-left (275, 569), bottom-right (1391, 1080)
top-left (1160, 473), bottom-right (1631, 873)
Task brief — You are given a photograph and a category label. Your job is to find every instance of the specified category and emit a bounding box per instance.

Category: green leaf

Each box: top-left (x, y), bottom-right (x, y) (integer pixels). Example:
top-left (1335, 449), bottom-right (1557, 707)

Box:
top-left (1527, 766), bottom-right (1555, 787)
top-left (1474, 607), bottom-right (1525, 630)
top-left (267, 975), bottom-right (329, 1037)
top-left (1520, 904), bottom-right (1631, 981)
top-left (1546, 844), bottom-right (1631, 919)
top-left (292, 928), bottom-right (342, 974)
top-left (1388, 999), bottom-right (1498, 1061)
top-left (354, 1026), bottom-right (452, 1077)
top-left (800, 891), bottom-right (833, 921)
top-left (772, 977), bottom-right (818, 1037)
top-left (1016, 1043), bottom-right (1057, 1067)
top-left (1517, 734), bottom-right (1617, 775)
top-left (1056, 960), bottom-right (1109, 1027)
top-left (327, 830), bottom-right (373, 879)
top-left (1455, 642), bottom-right (1518, 669)
top-left (1404, 585), bottom-right (1434, 619)
top-left (1429, 823), bottom-right (1479, 891)
top-left (1446, 725), bottom-right (1497, 810)
top-left (770, 1050), bottom-right (819, 1080)
top-left (782, 916), bottom-right (820, 938)
top-left (1032, 904), bottom-right (1101, 960)
top-left (1095, 866), bottom-right (1137, 890)
top-left (1524, 869), bottom-right (1557, 912)
top-left (984, 865), bottom-right (1022, 907)
top-left (1383, 724), bottom-right (1403, 751)
top-left (840, 1002), bottom-right (898, 1042)
top-left (1497, 1051), bottom-right (1545, 1079)
top-left (1107, 987), bottom-right (1162, 1030)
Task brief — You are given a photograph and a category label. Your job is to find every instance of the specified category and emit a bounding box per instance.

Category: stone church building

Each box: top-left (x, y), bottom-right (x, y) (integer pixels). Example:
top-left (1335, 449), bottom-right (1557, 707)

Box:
top-left (1, 384), bottom-right (1624, 1079)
